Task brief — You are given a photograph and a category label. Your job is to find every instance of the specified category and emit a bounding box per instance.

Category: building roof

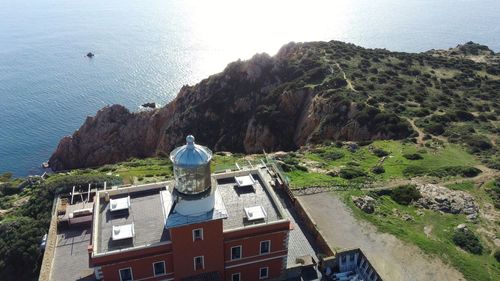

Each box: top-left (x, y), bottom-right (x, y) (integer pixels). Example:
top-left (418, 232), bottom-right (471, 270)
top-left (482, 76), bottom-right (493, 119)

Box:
top-left (92, 168), bottom-right (288, 256)
top-left (94, 184), bottom-right (170, 255)
top-left (215, 171), bottom-right (285, 230)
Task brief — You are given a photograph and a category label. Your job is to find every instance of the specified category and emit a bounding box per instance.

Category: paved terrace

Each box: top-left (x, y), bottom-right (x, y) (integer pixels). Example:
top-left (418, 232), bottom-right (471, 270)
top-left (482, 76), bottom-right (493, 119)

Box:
top-left (95, 184), bottom-right (170, 254)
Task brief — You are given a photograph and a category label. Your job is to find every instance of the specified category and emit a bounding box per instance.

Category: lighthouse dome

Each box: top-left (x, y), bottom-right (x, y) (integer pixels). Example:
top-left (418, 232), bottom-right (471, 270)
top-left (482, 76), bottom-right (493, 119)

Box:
top-left (169, 135), bottom-right (213, 195)
top-left (170, 135), bottom-right (212, 167)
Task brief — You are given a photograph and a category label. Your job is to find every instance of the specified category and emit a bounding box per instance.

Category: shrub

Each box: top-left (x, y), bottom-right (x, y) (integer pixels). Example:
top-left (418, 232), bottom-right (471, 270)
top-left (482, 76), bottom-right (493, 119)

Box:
top-left (0, 183), bottom-right (21, 196)
top-left (0, 172), bottom-right (13, 181)
top-left (372, 166), bottom-right (385, 174)
top-left (403, 153), bottom-right (423, 160)
top-left (495, 249), bottom-right (500, 262)
top-left (452, 228), bottom-right (483, 255)
top-left (402, 166), bottom-right (428, 177)
top-left (390, 185), bottom-right (421, 205)
top-left (403, 166), bottom-right (481, 178)
top-left (465, 135), bottom-right (493, 153)
top-left (295, 165), bottom-right (308, 172)
top-left (321, 151), bottom-right (344, 161)
top-left (339, 167), bottom-right (366, 179)
top-left (358, 140), bottom-right (373, 146)
top-left (372, 148), bottom-right (389, 157)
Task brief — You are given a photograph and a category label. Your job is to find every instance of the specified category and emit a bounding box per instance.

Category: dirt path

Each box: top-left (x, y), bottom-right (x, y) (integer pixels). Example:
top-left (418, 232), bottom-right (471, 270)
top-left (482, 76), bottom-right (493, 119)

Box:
top-left (405, 118), bottom-right (424, 146)
top-left (334, 62), bottom-right (358, 92)
top-left (298, 193), bottom-right (465, 281)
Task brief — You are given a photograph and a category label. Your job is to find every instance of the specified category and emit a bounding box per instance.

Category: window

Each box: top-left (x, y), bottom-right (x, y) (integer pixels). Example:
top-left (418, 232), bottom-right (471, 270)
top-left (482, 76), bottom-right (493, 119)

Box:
top-left (119, 268), bottom-right (133, 281)
top-left (193, 228), bottom-right (203, 241)
top-left (194, 256), bottom-right (204, 270)
top-left (231, 273), bottom-right (241, 281)
top-left (349, 254), bottom-right (355, 262)
top-left (231, 245), bottom-right (242, 260)
top-left (153, 261), bottom-right (165, 276)
top-left (259, 267), bottom-right (269, 279)
top-left (260, 240), bottom-right (270, 254)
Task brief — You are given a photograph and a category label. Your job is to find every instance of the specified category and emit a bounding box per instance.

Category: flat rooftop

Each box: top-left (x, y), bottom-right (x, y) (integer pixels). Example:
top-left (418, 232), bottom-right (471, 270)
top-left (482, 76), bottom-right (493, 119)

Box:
top-left (51, 225), bottom-right (95, 281)
top-left (216, 172), bottom-right (284, 230)
top-left (96, 185), bottom-right (170, 254)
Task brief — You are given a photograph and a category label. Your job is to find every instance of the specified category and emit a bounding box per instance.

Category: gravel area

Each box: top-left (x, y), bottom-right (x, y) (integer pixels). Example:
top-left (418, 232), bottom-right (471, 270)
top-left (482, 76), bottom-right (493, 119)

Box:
top-left (297, 193), bottom-right (465, 281)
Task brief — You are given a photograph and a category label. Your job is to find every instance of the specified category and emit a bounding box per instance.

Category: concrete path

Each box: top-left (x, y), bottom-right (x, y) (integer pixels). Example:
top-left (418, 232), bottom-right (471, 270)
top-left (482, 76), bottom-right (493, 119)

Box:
top-left (297, 193), bottom-right (465, 281)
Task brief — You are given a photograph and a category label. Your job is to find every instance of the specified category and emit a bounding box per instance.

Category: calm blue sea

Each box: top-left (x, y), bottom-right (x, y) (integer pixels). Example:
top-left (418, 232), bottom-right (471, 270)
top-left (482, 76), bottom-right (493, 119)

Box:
top-left (1, 0), bottom-right (499, 176)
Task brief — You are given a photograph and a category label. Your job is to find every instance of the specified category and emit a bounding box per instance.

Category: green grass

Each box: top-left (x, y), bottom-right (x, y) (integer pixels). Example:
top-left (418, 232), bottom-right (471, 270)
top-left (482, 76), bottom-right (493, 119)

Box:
top-left (286, 140), bottom-right (479, 187)
top-left (286, 170), bottom-right (345, 188)
top-left (339, 190), bottom-right (500, 281)
top-left (447, 181), bottom-right (475, 191)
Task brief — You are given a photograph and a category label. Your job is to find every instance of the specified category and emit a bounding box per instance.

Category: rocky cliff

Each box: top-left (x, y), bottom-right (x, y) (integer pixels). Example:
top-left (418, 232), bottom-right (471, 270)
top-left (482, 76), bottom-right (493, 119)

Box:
top-left (49, 41), bottom-right (500, 170)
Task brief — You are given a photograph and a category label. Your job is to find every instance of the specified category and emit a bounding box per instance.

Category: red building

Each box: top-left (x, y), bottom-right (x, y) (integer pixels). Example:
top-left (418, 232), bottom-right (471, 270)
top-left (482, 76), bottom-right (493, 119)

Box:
top-left (88, 136), bottom-right (293, 281)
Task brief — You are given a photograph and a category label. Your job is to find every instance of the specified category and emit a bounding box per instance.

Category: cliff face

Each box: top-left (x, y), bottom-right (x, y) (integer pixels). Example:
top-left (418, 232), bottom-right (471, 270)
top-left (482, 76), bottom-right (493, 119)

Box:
top-left (53, 40), bottom-right (500, 170)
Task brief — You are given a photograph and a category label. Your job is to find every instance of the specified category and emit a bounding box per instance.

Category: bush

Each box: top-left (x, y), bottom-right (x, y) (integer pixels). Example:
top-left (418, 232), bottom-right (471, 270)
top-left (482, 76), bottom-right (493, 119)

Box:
top-left (295, 165), bottom-right (308, 172)
top-left (321, 151), bottom-right (344, 161)
top-left (0, 217), bottom-right (48, 281)
top-left (372, 166), bottom-right (385, 174)
top-left (0, 172), bottom-right (13, 181)
top-left (339, 167), bottom-right (366, 179)
top-left (402, 166), bottom-right (428, 177)
top-left (0, 183), bottom-right (21, 196)
top-left (390, 185), bottom-right (421, 205)
top-left (403, 153), bottom-right (423, 160)
top-left (452, 228), bottom-right (483, 255)
top-left (495, 249), bottom-right (500, 262)
top-left (403, 166), bottom-right (481, 178)
top-left (372, 148), bottom-right (389, 157)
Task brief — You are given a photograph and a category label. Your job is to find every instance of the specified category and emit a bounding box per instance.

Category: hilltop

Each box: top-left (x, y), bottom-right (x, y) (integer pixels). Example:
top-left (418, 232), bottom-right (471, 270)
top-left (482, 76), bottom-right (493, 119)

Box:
top-left (49, 41), bottom-right (499, 171)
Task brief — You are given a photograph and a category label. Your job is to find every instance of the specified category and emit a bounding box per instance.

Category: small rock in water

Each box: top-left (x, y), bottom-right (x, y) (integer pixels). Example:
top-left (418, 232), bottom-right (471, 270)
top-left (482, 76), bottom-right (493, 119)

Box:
top-left (86, 52), bottom-right (95, 58)
top-left (141, 102), bottom-right (156, 109)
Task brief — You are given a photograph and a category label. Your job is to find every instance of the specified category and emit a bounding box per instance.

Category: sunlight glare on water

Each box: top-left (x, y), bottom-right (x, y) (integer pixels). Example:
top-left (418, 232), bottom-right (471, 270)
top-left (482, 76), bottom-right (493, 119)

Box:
top-left (0, 0), bottom-right (499, 176)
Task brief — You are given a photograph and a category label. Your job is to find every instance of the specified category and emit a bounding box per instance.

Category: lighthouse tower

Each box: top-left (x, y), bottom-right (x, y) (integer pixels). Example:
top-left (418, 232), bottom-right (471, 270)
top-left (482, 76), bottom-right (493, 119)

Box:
top-left (169, 135), bottom-right (215, 215)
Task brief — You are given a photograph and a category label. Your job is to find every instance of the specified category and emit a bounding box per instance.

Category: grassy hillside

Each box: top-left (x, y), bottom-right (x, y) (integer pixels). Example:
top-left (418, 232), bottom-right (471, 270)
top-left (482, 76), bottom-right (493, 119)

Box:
top-left (283, 139), bottom-right (479, 188)
top-left (282, 139), bottom-right (499, 281)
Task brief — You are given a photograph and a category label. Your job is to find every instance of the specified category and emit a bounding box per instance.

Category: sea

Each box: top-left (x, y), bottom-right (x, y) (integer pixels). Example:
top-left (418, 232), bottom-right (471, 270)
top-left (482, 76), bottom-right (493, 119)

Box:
top-left (1, 0), bottom-right (499, 176)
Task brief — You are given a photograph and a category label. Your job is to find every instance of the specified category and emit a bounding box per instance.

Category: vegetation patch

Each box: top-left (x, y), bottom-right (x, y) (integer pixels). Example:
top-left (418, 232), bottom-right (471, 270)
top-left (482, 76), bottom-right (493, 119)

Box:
top-left (403, 165), bottom-right (481, 178)
top-left (339, 166), bottom-right (367, 179)
top-left (372, 148), bottom-right (389, 157)
top-left (452, 228), bottom-right (483, 255)
top-left (390, 185), bottom-right (421, 205)
top-left (403, 153), bottom-right (423, 160)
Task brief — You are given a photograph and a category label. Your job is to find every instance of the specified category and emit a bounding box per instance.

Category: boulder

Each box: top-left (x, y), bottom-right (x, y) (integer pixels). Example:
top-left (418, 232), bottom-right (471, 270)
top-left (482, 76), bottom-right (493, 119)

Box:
top-left (352, 195), bottom-right (376, 214)
top-left (415, 184), bottom-right (479, 217)
top-left (402, 214), bottom-right (414, 221)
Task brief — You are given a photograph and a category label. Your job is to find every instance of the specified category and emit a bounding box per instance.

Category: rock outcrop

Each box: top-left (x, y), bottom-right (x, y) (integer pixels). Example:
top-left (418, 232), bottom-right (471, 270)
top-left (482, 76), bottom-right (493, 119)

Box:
top-left (352, 195), bottom-right (376, 214)
top-left (50, 41), bottom-right (438, 170)
top-left (414, 184), bottom-right (479, 217)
